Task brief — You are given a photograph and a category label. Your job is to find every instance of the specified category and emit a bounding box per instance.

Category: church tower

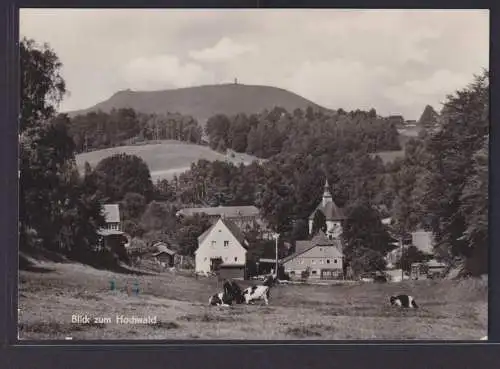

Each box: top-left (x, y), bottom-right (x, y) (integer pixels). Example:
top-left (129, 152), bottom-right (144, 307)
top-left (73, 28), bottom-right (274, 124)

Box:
top-left (308, 177), bottom-right (346, 239)
top-left (322, 179), bottom-right (333, 207)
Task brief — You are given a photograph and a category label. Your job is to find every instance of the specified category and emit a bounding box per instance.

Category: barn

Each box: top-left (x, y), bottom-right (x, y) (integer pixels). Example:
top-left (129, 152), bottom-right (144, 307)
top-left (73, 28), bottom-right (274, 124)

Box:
top-left (151, 242), bottom-right (177, 268)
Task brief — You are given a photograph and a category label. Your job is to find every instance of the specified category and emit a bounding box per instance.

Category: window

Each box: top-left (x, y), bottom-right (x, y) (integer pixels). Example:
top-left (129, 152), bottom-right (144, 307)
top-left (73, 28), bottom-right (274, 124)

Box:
top-left (211, 241), bottom-right (216, 247)
top-left (334, 259), bottom-right (338, 264)
top-left (234, 257), bottom-right (238, 262)
top-left (319, 248), bottom-right (322, 251)
top-left (224, 241), bottom-right (229, 247)
top-left (204, 257), bottom-right (207, 261)
top-left (312, 270), bottom-right (317, 275)
top-left (312, 260), bottom-right (316, 264)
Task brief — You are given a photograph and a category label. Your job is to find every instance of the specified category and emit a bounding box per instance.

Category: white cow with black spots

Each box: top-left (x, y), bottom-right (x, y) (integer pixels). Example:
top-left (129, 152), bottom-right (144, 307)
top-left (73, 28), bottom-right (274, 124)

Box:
top-left (242, 275), bottom-right (275, 305)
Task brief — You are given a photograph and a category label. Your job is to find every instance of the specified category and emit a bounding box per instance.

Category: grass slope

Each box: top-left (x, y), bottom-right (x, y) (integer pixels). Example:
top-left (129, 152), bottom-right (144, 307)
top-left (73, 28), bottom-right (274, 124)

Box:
top-left (67, 84), bottom-right (328, 123)
top-left (19, 260), bottom-right (487, 340)
top-left (75, 140), bottom-right (264, 182)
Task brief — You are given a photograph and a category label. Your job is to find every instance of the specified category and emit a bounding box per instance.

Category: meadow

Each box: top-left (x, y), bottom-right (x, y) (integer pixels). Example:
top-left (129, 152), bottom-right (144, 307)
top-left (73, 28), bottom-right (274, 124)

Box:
top-left (75, 140), bottom-right (264, 182)
top-left (18, 259), bottom-right (487, 341)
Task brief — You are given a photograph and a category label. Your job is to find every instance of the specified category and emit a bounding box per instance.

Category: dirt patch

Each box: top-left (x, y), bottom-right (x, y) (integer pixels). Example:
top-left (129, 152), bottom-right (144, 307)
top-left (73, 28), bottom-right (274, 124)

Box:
top-left (285, 326), bottom-right (323, 338)
top-left (152, 321), bottom-right (180, 330)
top-left (178, 313), bottom-right (237, 323)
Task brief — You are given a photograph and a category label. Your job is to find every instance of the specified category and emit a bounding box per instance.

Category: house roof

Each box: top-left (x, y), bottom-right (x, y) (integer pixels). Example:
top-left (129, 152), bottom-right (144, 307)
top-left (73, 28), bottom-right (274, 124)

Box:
top-left (197, 217), bottom-right (248, 249)
top-left (152, 242), bottom-right (176, 256)
top-left (102, 204), bottom-right (120, 223)
top-left (308, 201), bottom-right (346, 221)
top-left (281, 231), bottom-right (342, 263)
top-left (97, 229), bottom-right (124, 236)
top-left (177, 205), bottom-right (260, 218)
top-left (295, 240), bottom-right (311, 254)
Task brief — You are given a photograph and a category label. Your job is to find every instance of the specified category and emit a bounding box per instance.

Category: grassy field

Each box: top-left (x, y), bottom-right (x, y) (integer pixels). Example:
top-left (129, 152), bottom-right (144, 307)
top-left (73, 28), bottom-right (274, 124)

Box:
top-left (18, 260), bottom-right (487, 341)
top-left (75, 140), bottom-right (264, 182)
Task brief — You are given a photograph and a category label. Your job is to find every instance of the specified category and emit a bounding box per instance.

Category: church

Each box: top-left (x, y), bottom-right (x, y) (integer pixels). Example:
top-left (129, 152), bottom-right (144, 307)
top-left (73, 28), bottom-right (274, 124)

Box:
top-left (308, 179), bottom-right (346, 240)
top-left (280, 179), bottom-right (348, 280)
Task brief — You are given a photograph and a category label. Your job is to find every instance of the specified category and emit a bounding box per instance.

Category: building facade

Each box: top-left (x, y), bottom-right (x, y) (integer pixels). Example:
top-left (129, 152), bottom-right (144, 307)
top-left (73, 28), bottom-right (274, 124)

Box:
top-left (194, 217), bottom-right (249, 278)
top-left (282, 231), bottom-right (344, 280)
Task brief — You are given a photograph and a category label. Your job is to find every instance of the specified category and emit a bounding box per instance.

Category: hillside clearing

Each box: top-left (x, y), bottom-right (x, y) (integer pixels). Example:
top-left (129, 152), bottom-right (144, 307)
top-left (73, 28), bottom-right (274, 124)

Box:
top-left (75, 140), bottom-right (264, 182)
top-left (19, 261), bottom-right (487, 340)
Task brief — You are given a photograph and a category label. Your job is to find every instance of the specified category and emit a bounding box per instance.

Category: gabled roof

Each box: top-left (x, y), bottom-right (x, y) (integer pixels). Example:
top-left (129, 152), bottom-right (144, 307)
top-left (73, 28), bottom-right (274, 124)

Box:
top-left (281, 231), bottom-right (342, 263)
top-left (309, 201), bottom-right (346, 221)
top-left (102, 204), bottom-right (120, 223)
top-left (197, 217), bottom-right (248, 249)
top-left (152, 242), bottom-right (177, 256)
top-left (177, 205), bottom-right (260, 218)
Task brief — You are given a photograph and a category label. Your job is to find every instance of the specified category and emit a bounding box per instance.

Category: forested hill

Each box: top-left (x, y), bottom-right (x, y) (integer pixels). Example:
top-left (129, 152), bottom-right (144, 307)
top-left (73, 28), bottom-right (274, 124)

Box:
top-left (66, 83), bottom-right (329, 123)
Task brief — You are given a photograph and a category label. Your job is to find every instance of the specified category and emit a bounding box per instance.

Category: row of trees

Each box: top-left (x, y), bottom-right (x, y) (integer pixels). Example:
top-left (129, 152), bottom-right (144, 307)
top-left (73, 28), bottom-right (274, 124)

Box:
top-left (205, 106), bottom-right (401, 159)
top-left (69, 109), bottom-right (203, 153)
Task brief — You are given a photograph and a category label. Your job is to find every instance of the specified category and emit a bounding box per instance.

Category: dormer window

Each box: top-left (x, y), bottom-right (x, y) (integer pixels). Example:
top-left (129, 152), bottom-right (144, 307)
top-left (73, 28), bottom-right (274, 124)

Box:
top-left (224, 241), bottom-right (229, 247)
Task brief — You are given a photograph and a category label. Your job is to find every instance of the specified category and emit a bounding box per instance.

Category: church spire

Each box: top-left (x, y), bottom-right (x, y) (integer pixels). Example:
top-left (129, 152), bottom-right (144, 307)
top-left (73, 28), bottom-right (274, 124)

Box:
top-left (322, 178), bottom-right (332, 207)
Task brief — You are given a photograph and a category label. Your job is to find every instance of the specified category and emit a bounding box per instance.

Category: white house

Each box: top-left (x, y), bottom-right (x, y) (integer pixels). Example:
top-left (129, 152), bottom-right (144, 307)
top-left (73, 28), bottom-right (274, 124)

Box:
top-left (102, 204), bottom-right (121, 231)
top-left (195, 216), bottom-right (249, 279)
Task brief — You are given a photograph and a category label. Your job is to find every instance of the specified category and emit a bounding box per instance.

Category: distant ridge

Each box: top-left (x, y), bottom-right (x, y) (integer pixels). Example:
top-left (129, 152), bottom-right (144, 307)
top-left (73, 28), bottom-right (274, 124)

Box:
top-left (66, 83), bottom-right (330, 123)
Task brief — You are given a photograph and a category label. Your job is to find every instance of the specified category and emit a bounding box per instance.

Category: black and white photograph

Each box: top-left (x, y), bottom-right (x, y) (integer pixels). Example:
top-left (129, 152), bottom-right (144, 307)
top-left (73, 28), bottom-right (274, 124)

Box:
top-left (18, 9), bottom-right (489, 340)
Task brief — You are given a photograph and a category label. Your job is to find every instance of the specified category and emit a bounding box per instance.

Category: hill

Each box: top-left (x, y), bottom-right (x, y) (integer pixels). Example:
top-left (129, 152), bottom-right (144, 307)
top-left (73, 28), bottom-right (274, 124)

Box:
top-left (75, 140), bottom-right (264, 182)
top-left (67, 84), bottom-right (329, 123)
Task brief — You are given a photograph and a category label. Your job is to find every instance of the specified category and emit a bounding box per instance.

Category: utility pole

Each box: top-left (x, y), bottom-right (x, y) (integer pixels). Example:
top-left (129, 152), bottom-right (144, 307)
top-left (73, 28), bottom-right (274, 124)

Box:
top-left (274, 232), bottom-right (279, 279)
top-left (400, 236), bottom-right (404, 281)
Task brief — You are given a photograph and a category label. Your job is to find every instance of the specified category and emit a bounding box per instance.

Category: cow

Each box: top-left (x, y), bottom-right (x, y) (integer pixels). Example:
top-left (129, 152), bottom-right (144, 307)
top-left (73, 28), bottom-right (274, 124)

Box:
top-left (390, 294), bottom-right (418, 309)
top-left (242, 275), bottom-right (275, 305)
top-left (208, 280), bottom-right (244, 306)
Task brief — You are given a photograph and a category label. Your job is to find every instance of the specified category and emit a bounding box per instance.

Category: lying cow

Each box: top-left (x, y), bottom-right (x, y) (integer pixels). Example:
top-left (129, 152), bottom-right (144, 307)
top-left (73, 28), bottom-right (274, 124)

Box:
top-left (242, 275), bottom-right (275, 305)
top-left (209, 280), bottom-right (244, 306)
top-left (390, 294), bottom-right (418, 309)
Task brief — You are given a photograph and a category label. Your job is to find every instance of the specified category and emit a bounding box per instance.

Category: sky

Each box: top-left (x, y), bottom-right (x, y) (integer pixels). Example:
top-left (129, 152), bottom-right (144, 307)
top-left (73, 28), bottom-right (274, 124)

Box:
top-left (20, 9), bottom-right (489, 120)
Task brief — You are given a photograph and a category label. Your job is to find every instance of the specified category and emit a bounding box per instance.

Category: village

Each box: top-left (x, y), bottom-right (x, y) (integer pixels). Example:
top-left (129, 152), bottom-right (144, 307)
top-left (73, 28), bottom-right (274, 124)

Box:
top-left (99, 178), bottom-right (446, 285)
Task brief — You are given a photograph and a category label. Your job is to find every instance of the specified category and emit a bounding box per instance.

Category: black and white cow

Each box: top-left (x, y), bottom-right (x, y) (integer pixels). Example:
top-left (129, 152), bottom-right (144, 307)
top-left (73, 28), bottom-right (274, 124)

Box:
top-left (390, 294), bottom-right (418, 309)
top-left (242, 275), bottom-right (275, 305)
top-left (208, 280), bottom-right (244, 306)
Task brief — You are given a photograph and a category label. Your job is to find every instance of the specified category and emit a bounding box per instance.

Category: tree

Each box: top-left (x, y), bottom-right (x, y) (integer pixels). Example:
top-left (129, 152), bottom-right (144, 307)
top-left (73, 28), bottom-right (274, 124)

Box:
top-left (91, 153), bottom-right (155, 202)
top-left (460, 136), bottom-right (488, 275)
top-left (311, 210), bottom-right (327, 236)
top-left (120, 192), bottom-right (147, 221)
top-left (396, 245), bottom-right (432, 273)
top-left (20, 114), bottom-right (105, 257)
top-left (342, 201), bottom-right (396, 275)
top-left (417, 105), bottom-right (439, 129)
top-left (175, 214), bottom-right (212, 256)
top-left (20, 38), bottom-right (66, 133)
top-left (421, 71), bottom-right (489, 267)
